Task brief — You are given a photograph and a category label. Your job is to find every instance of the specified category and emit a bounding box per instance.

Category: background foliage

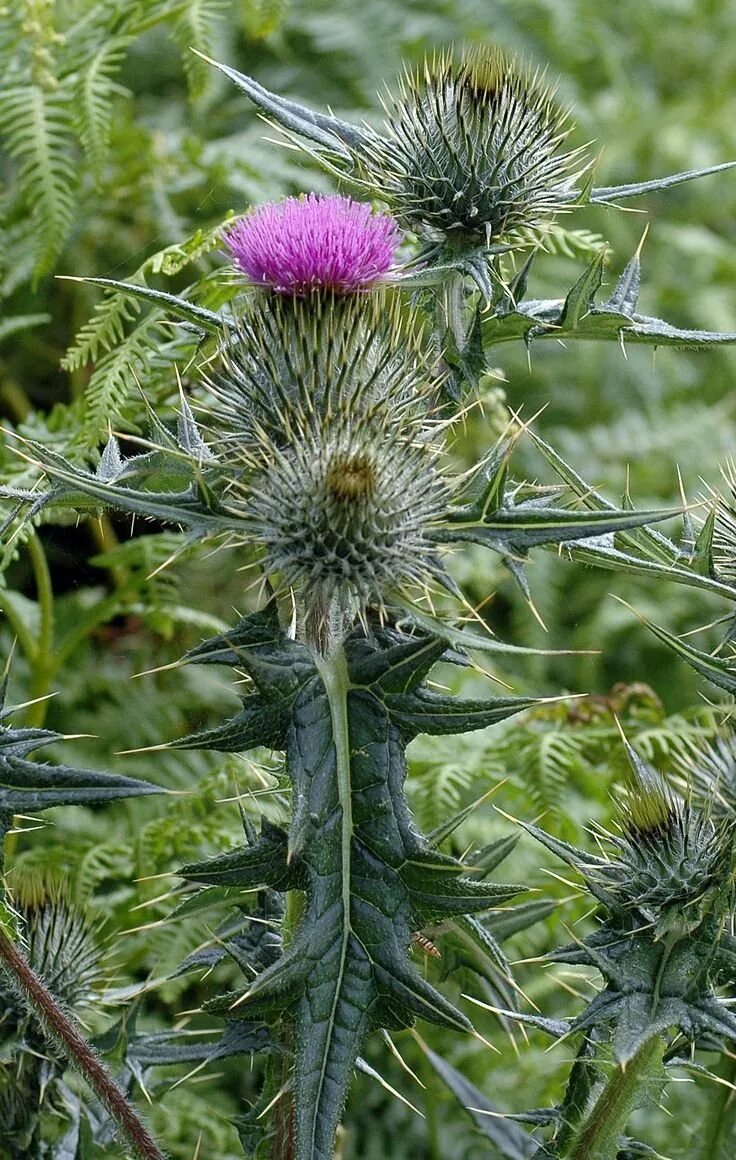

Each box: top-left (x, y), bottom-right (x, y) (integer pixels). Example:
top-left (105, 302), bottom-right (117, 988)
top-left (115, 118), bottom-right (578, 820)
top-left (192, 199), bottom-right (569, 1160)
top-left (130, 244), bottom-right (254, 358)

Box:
top-left (1, 1), bottom-right (735, 1156)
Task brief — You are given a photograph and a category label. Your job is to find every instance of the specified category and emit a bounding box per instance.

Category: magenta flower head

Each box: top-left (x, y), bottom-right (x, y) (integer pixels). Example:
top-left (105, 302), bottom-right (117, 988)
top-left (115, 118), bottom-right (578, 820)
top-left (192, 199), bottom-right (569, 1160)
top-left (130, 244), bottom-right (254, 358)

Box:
top-left (223, 193), bottom-right (400, 294)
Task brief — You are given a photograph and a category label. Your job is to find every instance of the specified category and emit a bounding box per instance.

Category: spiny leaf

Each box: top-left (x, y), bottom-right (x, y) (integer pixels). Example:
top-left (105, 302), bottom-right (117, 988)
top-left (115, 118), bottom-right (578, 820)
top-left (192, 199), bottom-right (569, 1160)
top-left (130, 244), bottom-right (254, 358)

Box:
top-left (0, 697), bottom-right (162, 816)
top-left (438, 504), bottom-right (678, 552)
top-left (192, 50), bottom-right (366, 156)
top-left (419, 1044), bottom-right (537, 1158)
top-left (588, 160), bottom-right (736, 203)
top-left (385, 688), bottom-right (541, 738)
top-left (61, 277), bottom-right (229, 334)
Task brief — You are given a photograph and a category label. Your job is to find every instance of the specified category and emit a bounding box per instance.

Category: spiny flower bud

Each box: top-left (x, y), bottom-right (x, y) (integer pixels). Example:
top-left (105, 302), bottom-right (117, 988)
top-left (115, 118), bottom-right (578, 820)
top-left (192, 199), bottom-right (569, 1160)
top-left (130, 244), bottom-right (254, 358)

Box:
top-left (206, 291), bottom-right (438, 451)
top-left (359, 46), bottom-right (585, 244)
top-left (0, 884), bottom-right (102, 1144)
top-left (594, 749), bottom-right (734, 937)
top-left (223, 193), bottom-right (399, 293)
top-left (244, 409), bottom-right (447, 616)
top-left (2, 883), bottom-right (102, 1012)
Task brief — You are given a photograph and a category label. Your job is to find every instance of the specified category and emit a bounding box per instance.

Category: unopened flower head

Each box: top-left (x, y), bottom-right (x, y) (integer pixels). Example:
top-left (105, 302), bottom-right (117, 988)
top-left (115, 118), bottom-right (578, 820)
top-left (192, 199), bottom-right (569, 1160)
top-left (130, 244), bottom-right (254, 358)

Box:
top-left (205, 291), bottom-right (438, 451)
top-left (224, 193), bottom-right (399, 294)
top-left (593, 751), bottom-right (734, 937)
top-left (358, 46), bottom-right (585, 243)
top-left (245, 410), bottom-right (447, 616)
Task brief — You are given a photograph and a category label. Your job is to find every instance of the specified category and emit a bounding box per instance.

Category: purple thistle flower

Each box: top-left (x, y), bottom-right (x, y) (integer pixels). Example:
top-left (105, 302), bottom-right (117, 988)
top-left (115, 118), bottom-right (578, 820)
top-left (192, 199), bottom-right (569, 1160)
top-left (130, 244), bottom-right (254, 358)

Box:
top-left (223, 193), bottom-right (400, 294)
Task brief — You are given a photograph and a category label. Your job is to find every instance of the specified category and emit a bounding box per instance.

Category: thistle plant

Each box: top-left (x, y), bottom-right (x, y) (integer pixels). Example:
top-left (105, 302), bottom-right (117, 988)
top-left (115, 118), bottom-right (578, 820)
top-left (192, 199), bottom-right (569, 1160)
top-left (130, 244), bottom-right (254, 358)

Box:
top-left (3, 37), bottom-right (736, 1160)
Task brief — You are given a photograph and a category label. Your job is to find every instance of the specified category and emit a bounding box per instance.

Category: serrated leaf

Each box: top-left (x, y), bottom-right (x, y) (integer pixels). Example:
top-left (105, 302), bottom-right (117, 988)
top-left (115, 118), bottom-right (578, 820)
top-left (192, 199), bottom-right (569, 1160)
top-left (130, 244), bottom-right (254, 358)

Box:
top-left (438, 505), bottom-right (677, 552)
top-left (385, 688), bottom-right (540, 738)
top-left (180, 822), bottom-right (299, 891)
top-left (169, 693), bottom-right (288, 752)
top-left (604, 251), bottom-right (642, 314)
top-left (193, 51), bottom-right (365, 156)
top-left (0, 702), bottom-right (161, 820)
top-left (559, 249), bottom-right (607, 328)
top-left (633, 615), bottom-right (736, 693)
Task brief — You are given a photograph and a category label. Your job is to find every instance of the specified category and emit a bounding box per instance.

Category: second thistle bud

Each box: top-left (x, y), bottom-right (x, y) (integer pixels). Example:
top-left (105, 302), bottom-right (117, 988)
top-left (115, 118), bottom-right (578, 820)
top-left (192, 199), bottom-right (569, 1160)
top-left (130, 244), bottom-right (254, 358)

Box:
top-left (246, 412), bottom-right (447, 623)
top-left (359, 46), bottom-right (585, 245)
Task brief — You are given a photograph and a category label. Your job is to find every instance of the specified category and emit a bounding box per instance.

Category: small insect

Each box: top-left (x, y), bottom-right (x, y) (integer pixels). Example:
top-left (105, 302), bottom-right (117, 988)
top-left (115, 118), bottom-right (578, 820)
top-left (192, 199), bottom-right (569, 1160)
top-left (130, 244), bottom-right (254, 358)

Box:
top-left (411, 931), bottom-right (441, 958)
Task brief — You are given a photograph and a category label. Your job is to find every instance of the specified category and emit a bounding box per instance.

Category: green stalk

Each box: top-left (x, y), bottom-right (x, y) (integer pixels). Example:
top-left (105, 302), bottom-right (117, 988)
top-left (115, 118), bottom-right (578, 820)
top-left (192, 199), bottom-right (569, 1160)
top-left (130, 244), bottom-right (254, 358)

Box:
top-left (561, 1036), bottom-right (664, 1160)
top-left (441, 272), bottom-right (467, 351)
top-left (698, 1053), bottom-right (736, 1159)
top-left (25, 532), bottom-right (55, 728)
top-left (0, 926), bottom-right (167, 1160)
top-left (315, 643), bottom-right (353, 942)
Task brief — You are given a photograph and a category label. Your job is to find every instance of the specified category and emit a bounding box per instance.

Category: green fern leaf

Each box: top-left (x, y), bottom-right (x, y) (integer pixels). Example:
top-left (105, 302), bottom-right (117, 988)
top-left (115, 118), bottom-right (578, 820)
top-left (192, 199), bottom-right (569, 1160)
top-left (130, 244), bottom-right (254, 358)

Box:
top-left (61, 288), bottom-right (141, 372)
top-left (0, 84), bottom-right (78, 278)
top-left (174, 0), bottom-right (230, 101)
top-left (74, 37), bottom-right (131, 175)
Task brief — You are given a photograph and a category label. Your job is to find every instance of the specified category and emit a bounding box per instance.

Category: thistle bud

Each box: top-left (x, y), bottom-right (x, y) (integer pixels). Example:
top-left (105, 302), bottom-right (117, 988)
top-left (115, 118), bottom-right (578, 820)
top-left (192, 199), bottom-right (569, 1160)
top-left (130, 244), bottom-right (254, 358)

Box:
top-left (245, 409), bottom-right (447, 623)
top-left (359, 46), bottom-right (585, 245)
top-left (199, 290), bottom-right (447, 638)
top-left (0, 885), bottom-right (102, 1145)
top-left (596, 748), bottom-right (734, 937)
top-left (206, 291), bottom-right (438, 450)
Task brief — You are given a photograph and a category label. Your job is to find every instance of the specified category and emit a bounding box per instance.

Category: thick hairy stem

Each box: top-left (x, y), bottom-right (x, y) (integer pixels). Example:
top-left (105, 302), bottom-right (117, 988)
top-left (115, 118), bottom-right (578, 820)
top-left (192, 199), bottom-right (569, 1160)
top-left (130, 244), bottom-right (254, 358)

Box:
top-left (0, 926), bottom-right (167, 1160)
top-left (698, 1052), bottom-right (736, 1160)
top-left (561, 1036), bottom-right (664, 1160)
top-left (441, 272), bottom-right (467, 351)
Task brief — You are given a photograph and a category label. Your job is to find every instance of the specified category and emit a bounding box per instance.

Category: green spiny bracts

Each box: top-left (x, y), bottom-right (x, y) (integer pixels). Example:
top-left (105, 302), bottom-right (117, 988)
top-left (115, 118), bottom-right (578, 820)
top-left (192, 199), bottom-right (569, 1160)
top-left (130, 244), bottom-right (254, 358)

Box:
top-left (520, 744), bottom-right (736, 1071)
top-left (676, 731), bottom-right (736, 820)
top-left (245, 409), bottom-right (447, 631)
top-left (0, 886), bottom-right (103, 1154)
top-left (205, 290), bottom-right (438, 451)
top-left (357, 46), bottom-right (586, 245)
top-left (198, 292), bottom-right (447, 637)
top-left (529, 741), bottom-right (735, 941)
top-left (601, 759), bottom-right (732, 940)
top-left (178, 605), bottom-right (536, 1160)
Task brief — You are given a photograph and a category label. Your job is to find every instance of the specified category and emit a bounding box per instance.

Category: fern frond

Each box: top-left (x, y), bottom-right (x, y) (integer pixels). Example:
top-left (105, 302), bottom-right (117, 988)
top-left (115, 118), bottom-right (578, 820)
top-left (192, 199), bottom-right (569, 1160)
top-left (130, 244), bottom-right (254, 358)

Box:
top-left (412, 761), bottom-right (479, 835)
top-left (0, 84), bottom-right (78, 278)
top-left (242, 0), bottom-right (291, 39)
top-left (0, 313), bottom-right (51, 347)
top-left (73, 36), bottom-right (131, 175)
top-left (518, 223), bottom-right (608, 260)
top-left (76, 314), bottom-right (172, 443)
top-left (514, 728), bottom-right (588, 815)
top-left (61, 288), bottom-right (141, 372)
top-left (173, 0), bottom-right (230, 101)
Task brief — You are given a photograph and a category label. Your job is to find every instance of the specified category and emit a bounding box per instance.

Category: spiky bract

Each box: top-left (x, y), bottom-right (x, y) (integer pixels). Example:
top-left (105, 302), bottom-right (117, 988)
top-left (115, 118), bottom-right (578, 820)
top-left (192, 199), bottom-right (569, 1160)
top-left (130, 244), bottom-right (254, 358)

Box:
top-left (0, 889), bottom-right (102, 1150)
top-left (245, 410), bottom-right (447, 616)
top-left (206, 291), bottom-right (437, 450)
top-left (1, 885), bottom-right (101, 1017)
top-left (357, 46), bottom-right (584, 244)
top-left (199, 292), bottom-right (448, 625)
top-left (223, 194), bottom-right (399, 293)
top-left (593, 763), bottom-right (734, 937)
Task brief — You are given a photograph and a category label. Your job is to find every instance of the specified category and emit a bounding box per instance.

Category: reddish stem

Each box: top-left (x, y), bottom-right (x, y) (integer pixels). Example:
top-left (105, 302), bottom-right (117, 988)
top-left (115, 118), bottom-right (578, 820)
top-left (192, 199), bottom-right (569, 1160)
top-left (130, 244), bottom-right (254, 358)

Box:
top-left (0, 926), bottom-right (167, 1160)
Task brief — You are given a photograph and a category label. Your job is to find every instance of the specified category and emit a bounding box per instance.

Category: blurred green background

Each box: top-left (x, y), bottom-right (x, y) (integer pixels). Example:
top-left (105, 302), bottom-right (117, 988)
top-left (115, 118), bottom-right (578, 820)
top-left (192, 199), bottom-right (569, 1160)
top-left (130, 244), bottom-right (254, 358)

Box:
top-left (1, 1), bottom-right (735, 1156)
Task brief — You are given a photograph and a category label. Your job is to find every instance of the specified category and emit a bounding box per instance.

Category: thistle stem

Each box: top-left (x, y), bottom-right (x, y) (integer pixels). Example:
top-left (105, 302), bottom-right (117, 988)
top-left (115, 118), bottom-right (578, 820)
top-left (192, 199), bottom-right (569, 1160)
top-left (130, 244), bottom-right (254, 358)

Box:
top-left (0, 926), bottom-right (167, 1160)
top-left (561, 1036), bottom-right (664, 1160)
top-left (698, 1052), bottom-right (736, 1159)
top-left (26, 531), bottom-right (56, 728)
top-left (441, 272), bottom-right (467, 351)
